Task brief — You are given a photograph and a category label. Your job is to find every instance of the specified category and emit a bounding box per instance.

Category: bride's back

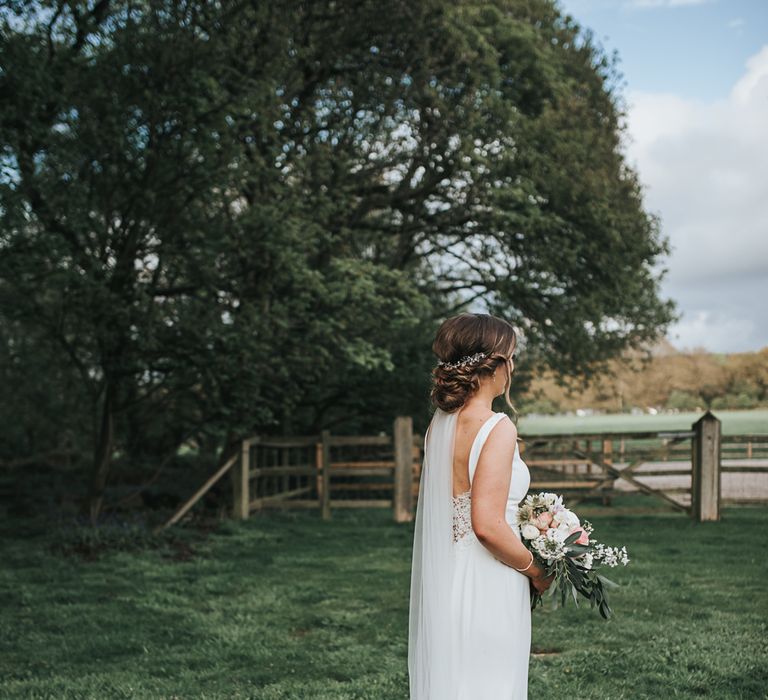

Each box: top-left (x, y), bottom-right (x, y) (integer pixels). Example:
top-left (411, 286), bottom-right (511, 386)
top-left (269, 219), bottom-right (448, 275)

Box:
top-left (452, 408), bottom-right (498, 496)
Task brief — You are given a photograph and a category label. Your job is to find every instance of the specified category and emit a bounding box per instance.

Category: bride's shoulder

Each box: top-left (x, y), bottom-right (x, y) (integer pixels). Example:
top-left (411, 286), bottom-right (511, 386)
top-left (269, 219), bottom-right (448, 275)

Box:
top-left (488, 412), bottom-right (518, 444)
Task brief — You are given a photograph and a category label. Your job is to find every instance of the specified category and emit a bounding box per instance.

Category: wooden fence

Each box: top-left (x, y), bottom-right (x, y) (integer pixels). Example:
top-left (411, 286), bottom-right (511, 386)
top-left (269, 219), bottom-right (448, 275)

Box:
top-left (159, 411), bottom-right (767, 530)
top-left (232, 416), bottom-right (419, 523)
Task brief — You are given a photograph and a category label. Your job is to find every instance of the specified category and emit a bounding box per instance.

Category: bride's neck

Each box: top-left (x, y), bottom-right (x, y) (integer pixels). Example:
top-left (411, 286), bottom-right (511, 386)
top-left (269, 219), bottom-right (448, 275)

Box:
top-left (463, 385), bottom-right (497, 412)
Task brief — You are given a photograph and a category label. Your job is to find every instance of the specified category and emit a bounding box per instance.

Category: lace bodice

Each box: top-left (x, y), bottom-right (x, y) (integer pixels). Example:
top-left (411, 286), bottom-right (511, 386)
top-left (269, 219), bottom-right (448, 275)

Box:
top-left (451, 413), bottom-right (530, 548)
top-left (452, 490), bottom-right (474, 547)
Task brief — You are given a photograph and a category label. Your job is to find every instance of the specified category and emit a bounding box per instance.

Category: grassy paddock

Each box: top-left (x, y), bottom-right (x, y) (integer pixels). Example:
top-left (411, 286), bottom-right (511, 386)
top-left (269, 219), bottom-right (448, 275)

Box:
top-left (2, 502), bottom-right (767, 699)
top-left (518, 408), bottom-right (768, 435)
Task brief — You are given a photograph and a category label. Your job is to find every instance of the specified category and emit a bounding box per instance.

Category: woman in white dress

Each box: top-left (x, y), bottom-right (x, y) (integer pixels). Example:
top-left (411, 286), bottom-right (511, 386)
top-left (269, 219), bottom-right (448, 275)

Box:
top-left (408, 313), bottom-right (554, 699)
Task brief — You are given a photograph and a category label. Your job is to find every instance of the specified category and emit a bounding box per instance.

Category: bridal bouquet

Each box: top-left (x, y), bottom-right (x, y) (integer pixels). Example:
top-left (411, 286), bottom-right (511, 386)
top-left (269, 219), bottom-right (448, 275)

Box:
top-left (516, 492), bottom-right (630, 619)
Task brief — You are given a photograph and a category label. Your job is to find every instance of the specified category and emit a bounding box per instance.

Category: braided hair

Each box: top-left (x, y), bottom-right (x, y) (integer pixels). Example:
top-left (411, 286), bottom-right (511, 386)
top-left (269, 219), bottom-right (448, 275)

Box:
top-left (430, 313), bottom-right (518, 417)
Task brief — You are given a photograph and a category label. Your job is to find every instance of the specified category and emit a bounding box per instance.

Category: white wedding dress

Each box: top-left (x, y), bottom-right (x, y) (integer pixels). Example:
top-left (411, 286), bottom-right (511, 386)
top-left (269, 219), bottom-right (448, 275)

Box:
top-left (409, 408), bottom-right (532, 699)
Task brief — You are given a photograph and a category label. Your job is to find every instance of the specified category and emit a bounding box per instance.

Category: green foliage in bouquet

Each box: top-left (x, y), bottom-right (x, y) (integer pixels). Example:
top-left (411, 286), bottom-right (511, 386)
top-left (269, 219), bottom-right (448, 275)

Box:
top-left (531, 529), bottom-right (621, 620)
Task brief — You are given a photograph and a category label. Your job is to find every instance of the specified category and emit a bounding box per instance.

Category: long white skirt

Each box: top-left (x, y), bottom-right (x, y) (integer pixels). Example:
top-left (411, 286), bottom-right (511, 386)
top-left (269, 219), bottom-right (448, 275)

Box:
top-left (450, 531), bottom-right (532, 699)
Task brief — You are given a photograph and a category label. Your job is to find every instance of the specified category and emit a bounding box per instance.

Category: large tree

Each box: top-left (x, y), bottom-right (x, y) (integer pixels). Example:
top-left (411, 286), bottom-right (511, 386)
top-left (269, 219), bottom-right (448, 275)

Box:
top-left (0, 0), bottom-right (676, 521)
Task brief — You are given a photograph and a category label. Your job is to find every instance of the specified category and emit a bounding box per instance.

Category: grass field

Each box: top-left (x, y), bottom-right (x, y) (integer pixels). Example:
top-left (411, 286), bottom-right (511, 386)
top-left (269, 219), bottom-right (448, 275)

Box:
top-left (2, 498), bottom-right (767, 699)
top-left (518, 408), bottom-right (768, 436)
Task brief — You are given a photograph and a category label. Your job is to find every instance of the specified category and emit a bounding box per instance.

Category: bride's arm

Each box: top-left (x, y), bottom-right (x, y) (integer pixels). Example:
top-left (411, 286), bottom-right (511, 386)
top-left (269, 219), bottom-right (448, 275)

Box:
top-left (470, 417), bottom-right (548, 580)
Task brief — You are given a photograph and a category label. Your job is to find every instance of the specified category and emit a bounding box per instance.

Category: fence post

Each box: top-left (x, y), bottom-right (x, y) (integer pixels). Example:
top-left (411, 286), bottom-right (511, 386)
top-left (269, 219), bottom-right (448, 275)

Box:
top-left (282, 445), bottom-right (290, 493)
top-left (320, 429), bottom-right (332, 521)
top-left (601, 438), bottom-right (613, 506)
top-left (315, 439), bottom-right (323, 504)
top-left (232, 439), bottom-right (251, 520)
top-left (393, 416), bottom-right (414, 523)
top-left (691, 411), bottom-right (721, 522)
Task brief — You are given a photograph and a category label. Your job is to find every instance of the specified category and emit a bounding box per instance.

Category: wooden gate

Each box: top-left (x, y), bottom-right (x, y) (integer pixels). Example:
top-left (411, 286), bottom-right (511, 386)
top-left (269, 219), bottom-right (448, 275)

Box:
top-left (520, 412), bottom-right (723, 520)
top-left (233, 416), bottom-right (421, 523)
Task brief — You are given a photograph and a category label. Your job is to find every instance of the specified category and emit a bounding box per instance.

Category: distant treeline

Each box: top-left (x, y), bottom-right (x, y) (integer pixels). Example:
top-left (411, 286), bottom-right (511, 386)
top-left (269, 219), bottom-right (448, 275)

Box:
top-left (522, 342), bottom-right (768, 414)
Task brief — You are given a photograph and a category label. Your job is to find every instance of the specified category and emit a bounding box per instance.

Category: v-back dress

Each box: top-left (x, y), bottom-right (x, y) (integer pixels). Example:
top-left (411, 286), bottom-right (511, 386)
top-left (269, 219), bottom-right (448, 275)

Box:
top-left (450, 411), bottom-right (532, 699)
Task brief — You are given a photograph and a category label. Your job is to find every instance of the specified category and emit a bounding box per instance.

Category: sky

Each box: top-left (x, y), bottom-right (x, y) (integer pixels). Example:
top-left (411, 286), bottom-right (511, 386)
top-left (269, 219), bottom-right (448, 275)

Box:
top-left (557, 0), bottom-right (768, 353)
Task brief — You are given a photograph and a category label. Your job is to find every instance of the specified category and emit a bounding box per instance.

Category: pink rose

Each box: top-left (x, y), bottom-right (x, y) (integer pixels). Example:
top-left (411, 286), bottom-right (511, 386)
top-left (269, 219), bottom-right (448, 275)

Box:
top-left (569, 526), bottom-right (589, 545)
top-left (533, 512), bottom-right (553, 530)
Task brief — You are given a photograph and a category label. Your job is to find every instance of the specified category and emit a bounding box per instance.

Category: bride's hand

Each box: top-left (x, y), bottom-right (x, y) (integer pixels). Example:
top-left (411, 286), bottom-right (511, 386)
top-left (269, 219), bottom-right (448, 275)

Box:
top-left (531, 572), bottom-right (555, 595)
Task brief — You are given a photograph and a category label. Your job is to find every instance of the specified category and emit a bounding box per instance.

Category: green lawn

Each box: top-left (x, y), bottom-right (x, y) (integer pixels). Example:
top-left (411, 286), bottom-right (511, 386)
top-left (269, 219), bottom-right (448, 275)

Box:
top-left (2, 502), bottom-right (767, 699)
top-left (518, 408), bottom-right (768, 436)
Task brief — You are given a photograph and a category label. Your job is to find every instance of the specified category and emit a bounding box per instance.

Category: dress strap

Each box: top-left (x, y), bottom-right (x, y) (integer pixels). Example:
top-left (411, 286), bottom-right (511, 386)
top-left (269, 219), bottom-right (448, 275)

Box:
top-left (468, 412), bottom-right (508, 483)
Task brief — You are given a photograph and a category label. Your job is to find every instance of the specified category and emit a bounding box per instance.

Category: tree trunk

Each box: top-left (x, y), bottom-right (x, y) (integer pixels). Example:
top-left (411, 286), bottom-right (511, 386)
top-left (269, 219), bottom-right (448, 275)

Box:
top-left (88, 382), bottom-right (115, 525)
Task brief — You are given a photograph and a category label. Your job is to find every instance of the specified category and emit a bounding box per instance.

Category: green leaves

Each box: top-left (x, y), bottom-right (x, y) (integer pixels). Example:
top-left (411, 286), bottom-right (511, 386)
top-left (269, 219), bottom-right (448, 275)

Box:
top-left (586, 575), bottom-right (614, 620)
top-left (528, 547), bottom-right (621, 620)
top-left (562, 530), bottom-right (582, 546)
top-left (565, 543), bottom-right (590, 556)
top-left (1, 0), bottom-right (677, 510)
top-left (597, 574), bottom-right (620, 589)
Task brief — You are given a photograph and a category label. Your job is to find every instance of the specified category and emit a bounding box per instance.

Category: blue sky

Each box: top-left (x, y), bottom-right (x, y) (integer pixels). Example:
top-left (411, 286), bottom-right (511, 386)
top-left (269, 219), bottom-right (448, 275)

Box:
top-left (557, 0), bottom-right (768, 353)
top-left (558, 0), bottom-right (768, 100)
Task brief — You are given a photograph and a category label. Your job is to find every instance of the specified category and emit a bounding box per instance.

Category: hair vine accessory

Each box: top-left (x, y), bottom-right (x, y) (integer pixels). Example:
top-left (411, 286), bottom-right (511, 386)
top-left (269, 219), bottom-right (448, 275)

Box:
top-left (436, 352), bottom-right (486, 370)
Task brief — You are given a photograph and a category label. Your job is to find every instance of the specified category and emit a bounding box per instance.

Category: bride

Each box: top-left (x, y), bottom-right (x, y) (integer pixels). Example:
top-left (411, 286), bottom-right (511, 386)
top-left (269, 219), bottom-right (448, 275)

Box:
top-left (408, 313), bottom-right (554, 699)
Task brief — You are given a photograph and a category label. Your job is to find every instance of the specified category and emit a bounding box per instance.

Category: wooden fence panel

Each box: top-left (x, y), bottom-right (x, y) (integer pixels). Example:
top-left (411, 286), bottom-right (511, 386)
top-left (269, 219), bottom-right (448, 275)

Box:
top-left (160, 411), bottom-right (767, 530)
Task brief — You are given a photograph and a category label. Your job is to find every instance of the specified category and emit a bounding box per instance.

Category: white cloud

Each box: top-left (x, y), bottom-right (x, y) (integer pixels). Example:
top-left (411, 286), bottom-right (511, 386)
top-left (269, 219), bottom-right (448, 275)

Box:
top-left (664, 275), bottom-right (768, 352)
top-left (727, 17), bottom-right (745, 29)
top-left (623, 46), bottom-right (768, 352)
top-left (669, 310), bottom-right (756, 353)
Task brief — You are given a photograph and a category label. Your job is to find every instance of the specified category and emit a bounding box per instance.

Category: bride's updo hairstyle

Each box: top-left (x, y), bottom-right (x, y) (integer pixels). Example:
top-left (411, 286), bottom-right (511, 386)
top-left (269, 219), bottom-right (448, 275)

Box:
top-left (430, 313), bottom-right (518, 415)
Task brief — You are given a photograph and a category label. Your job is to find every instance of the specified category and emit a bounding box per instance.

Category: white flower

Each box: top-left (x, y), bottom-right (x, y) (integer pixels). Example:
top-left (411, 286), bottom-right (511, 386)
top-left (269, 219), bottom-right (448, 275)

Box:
top-left (581, 552), bottom-right (594, 570)
top-left (515, 504), bottom-right (534, 524)
top-left (593, 544), bottom-right (626, 567)
top-left (531, 529), bottom-right (568, 563)
top-left (553, 508), bottom-right (579, 528)
top-left (619, 546), bottom-right (630, 565)
top-left (521, 523), bottom-right (540, 540)
top-left (546, 527), bottom-right (568, 544)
